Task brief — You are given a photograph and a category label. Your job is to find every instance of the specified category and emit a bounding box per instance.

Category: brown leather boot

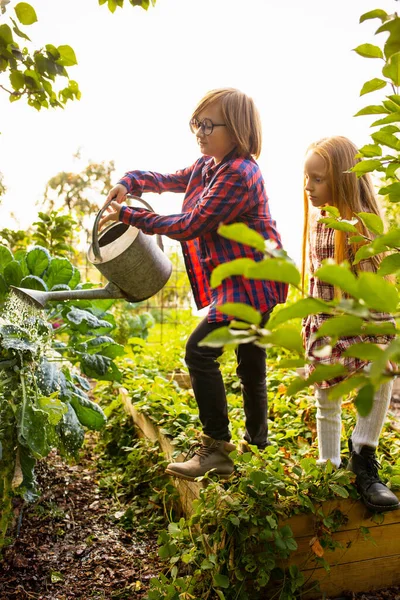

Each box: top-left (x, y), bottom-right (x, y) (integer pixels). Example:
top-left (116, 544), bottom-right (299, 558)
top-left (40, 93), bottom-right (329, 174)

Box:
top-left (165, 435), bottom-right (236, 481)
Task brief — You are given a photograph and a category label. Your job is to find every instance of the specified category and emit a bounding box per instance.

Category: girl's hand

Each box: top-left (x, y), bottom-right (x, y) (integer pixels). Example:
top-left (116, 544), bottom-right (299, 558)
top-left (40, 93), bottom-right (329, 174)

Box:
top-left (105, 183), bottom-right (128, 206)
top-left (99, 201), bottom-right (122, 230)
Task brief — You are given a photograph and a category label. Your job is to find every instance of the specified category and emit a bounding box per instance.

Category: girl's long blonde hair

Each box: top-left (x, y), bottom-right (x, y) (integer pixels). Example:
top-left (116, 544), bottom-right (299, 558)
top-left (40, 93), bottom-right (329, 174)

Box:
top-left (302, 136), bottom-right (385, 292)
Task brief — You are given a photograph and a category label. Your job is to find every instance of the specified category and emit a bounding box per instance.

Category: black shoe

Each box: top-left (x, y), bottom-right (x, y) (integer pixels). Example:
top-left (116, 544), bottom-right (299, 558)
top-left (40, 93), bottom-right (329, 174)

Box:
top-left (347, 439), bottom-right (400, 513)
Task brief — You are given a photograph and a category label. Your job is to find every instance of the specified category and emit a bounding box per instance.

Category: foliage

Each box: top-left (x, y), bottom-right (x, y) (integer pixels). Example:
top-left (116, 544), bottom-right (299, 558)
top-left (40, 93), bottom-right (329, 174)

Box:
top-left (0, 226), bottom-right (30, 253)
top-left (43, 160), bottom-right (115, 237)
top-left (98, 0), bottom-right (156, 13)
top-left (0, 1), bottom-right (80, 109)
top-left (32, 210), bottom-right (78, 257)
top-left (106, 330), bottom-right (400, 600)
top-left (0, 0), bottom-right (156, 108)
top-left (111, 300), bottom-right (155, 346)
top-left (94, 387), bottom-right (179, 534)
top-left (0, 241), bottom-right (127, 550)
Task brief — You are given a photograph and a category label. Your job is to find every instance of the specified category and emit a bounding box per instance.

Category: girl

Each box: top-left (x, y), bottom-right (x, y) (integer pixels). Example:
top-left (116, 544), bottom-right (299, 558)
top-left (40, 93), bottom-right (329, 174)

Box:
top-left (303, 135), bottom-right (399, 512)
top-left (100, 88), bottom-right (288, 481)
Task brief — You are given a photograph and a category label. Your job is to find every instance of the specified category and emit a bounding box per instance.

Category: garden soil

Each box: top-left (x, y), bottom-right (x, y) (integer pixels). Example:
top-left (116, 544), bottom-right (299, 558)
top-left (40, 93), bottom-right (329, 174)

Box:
top-left (0, 439), bottom-right (163, 600)
top-left (1, 417), bottom-right (400, 600)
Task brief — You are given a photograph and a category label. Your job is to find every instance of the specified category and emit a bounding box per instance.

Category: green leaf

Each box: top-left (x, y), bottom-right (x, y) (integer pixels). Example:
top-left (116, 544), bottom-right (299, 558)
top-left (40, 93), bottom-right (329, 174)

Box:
top-left (377, 228), bottom-right (400, 248)
top-left (357, 272), bottom-right (398, 312)
top-left (79, 353), bottom-right (122, 381)
top-left (268, 298), bottom-right (332, 329)
top-left (319, 216), bottom-right (358, 233)
top-left (378, 181), bottom-right (400, 202)
top-left (45, 257), bottom-right (73, 288)
top-left (37, 396), bottom-right (68, 426)
top-left (57, 404), bottom-right (85, 459)
top-left (287, 364), bottom-right (347, 395)
top-left (245, 258), bottom-right (300, 286)
top-left (343, 343), bottom-right (384, 361)
top-left (371, 112), bottom-right (400, 126)
top-left (17, 403), bottom-right (50, 457)
top-left (19, 275), bottom-right (47, 291)
top-left (382, 53), bottom-right (400, 86)
top-left (216, 303), bottom-right (261, 325)
top-left (329, 483), bottom-right (349, 498)
top-left (371, 130), bottom-right (400, 150)
top-left (26, 246), bottom-right (50, 276)
top-left (68, 267), bottom-right (81, 289)
top-left (217, 222), bottom-right (266, 252)
top-left (3, 260), bottom-right (23, 286)
top-left (378, 253), bottom-right (400, 276)
top-left (9, 69), bottom-right (25, 90)
top-left (213, 574), bottom-right (229, 589)
top-left (77, 336), bottom-right (125, 359)
top-left (69, 393), bottom-right (107, 431)
top-left (353, 243), bottom-right (381, 265)
top-left (10, 16), bottom-right (31, 41)
top-left (360, 78), bottom-right (387, 96)
top-left (349, 235), bottom-right (367, 243)
top-left (0, 24), bottom-right (14, 44)
top-left (64, 307), bottom-right (113, 334)
top-left (328, 376), bottom-right (369, 401)
top-left (0, 245), bottom-right (14, 274)
top-left (360, 9), bottom-right (388, 23)
top-left (314, 316), bottom-right (364, 339)
top-left (358, 144), bottom-right (382, 157)
top-left (199, 326), bottom-right (257, 348)
top-left (353, 44), bottom-right (383, 59)
top-left (382, 21), bottom-right (400, 60)
top-left (210, 258), bottom-right (255, 288)
top-left (354, 105), bottom-right (388, 117)
top-left (259, 326), bottom-right (304, 355)
top-left (356, 212), bottom-right (384, 235)
top-left (351, 160), bottom-right (385, 176)
top-left (314, 263), bottom-right (359, 297)
top-left (354, 384), bottom-right (374, 417)
top-left (0, 274), bottom-right (8, 300)
top-left (57, 45), bottom-right (77, 67)
top-left (14, 2), bottom-right (37, 25)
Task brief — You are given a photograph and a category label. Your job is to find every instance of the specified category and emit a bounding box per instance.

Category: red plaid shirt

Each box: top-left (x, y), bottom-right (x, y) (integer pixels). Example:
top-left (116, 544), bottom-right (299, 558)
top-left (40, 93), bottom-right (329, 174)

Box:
top-left (303, 206), bottom-right (395, 388)
top-left (118, 152), bottom-right (288, 322)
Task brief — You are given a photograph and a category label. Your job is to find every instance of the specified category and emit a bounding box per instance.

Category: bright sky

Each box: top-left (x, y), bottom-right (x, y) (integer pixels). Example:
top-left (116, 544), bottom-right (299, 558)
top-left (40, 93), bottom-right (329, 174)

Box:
top-left (0, 0), bottom-right (398, 264)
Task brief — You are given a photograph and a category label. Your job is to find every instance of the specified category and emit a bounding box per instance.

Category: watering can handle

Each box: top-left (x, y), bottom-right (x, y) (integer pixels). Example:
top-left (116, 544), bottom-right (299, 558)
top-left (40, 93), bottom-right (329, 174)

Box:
top-left (92, 194), bottom-right (164, 261)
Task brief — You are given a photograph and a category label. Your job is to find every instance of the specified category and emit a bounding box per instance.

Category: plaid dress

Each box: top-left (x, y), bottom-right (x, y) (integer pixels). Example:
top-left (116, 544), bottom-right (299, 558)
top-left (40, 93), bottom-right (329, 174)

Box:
top-left (303, 207), bottom-right (395, 388)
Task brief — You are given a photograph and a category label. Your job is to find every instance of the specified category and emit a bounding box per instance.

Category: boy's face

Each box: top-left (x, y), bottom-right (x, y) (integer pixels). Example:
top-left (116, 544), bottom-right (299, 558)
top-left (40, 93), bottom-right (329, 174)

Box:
top-left (195, 100), bottom-right (236, 164)
top-left (304, 151), bottom-right (332, 208)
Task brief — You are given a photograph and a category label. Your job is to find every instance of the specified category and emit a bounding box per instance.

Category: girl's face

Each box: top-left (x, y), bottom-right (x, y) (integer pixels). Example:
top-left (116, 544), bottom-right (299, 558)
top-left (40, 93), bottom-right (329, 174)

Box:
top-left (304, 151), bottom-right (332, 208)
top-left (195, 100), bottom-right (236, 164)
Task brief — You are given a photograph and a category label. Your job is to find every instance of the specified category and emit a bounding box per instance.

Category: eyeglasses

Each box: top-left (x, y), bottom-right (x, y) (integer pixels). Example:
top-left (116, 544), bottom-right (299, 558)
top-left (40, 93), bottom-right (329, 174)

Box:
top-left (189, 117), bottom-right (227, 136)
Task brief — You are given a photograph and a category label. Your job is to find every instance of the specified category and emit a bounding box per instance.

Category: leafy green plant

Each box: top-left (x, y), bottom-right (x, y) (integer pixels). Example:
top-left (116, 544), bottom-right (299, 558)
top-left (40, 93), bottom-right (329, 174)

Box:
top-left (0, 241), bottom-right (126, 550)
top-left (95, 389), bottom-right (179, 533)
top-left (0, 1), bottom-right (80, 109)
top-left (198, 217), bottom-right (399, 416)
top-left (31, 211), bottom-right (77, 257)
top-left (98, 0), bottom-right (156, 13)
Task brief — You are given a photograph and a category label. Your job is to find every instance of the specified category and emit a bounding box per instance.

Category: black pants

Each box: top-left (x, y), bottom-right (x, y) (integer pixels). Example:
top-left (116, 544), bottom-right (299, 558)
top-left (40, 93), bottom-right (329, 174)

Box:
top-left (185, 312), bottom-right (271, 449)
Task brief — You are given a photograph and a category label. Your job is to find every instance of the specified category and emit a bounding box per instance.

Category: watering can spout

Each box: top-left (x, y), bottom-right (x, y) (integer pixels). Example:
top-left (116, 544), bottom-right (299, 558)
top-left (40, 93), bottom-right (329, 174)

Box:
top-left (10, 282), bottom-right (127, 309)
top-left (11, 195), bottom-right (172, 309)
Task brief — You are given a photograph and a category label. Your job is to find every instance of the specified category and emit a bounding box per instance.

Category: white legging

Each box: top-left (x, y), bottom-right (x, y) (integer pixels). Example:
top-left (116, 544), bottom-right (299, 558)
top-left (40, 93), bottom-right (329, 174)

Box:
top-left (314, 380), bottom-right (393, 468)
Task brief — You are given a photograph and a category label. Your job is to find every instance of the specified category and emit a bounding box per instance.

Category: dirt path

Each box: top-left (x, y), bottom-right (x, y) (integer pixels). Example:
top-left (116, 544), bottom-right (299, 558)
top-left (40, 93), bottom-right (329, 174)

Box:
top-left (0, 443), bottom-right (163, 600)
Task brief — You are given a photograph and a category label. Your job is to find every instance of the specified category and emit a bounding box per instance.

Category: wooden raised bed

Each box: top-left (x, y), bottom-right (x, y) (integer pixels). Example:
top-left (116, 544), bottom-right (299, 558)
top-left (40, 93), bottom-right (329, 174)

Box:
top-left (120, 388), bottom-right (400, 599)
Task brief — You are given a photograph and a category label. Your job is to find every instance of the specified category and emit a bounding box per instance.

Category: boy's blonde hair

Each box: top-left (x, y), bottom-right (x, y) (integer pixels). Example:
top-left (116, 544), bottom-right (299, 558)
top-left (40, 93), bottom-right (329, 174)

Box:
top-left (191, 88), bottom-right (262, 159)
top-left (302, 136), bottom-right (386, 291)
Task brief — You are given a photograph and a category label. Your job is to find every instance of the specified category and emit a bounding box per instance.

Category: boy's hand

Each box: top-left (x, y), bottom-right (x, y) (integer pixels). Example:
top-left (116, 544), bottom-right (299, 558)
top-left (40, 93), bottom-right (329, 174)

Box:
top-left (105, 183), bottom-right (128, 205)
top-left (99, 201), bottom-right (121, 229)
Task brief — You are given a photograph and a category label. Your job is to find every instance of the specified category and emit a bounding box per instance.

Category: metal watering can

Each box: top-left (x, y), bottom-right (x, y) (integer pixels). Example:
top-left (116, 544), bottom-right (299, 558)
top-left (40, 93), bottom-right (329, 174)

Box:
top-left (11, 196), bottom-right (172, 309)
